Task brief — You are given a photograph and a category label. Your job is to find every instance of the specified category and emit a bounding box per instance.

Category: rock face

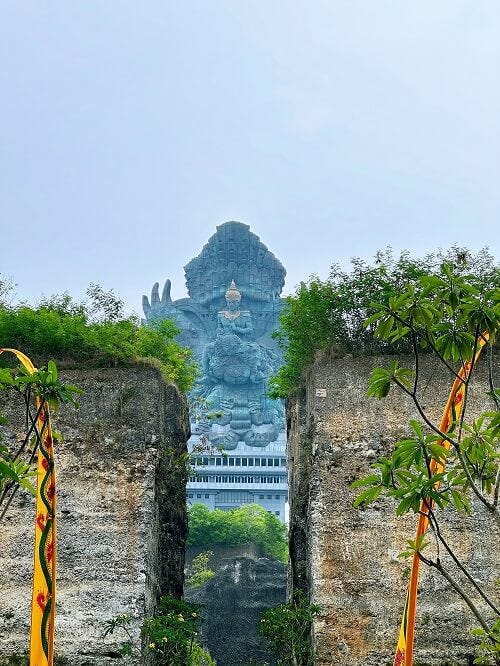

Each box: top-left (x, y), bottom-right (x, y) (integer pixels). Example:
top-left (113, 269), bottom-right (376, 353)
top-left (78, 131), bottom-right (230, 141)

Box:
top-left (288, 354), bottom-right (499, 666)
top-left (0, 366), bottom-right (190, 665)
top-left (185, 549), bottom-right (286, 666)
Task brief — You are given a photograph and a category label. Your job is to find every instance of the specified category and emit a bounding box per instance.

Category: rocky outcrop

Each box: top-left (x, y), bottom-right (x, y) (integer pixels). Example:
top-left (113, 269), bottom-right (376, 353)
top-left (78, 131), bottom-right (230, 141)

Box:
top-left (185, 549), bottom-right (286, 666)
top-left (288, 354), bottom-right (499, 666)
top-left (0, 366), bottom-right (190, 665)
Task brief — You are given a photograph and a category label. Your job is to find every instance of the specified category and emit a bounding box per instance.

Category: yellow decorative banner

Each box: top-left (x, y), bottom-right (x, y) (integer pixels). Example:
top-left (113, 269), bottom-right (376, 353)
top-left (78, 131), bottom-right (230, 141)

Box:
top-left (394, 333), bottom-right (488, 666)
top-left (0, 348), bottom-right (56, 666)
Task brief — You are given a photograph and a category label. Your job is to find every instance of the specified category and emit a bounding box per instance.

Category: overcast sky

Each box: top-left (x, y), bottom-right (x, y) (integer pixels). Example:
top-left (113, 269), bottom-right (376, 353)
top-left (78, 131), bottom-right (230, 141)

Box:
top-left (1, 1), bottom-right (498, 315)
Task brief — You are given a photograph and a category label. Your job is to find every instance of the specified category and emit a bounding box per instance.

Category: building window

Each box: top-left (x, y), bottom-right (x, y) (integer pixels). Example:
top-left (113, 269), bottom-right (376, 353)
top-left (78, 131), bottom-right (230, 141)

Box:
top-left (222, 458), bottom-right (228, 466)
top-left (205, 494), bottom-right (210, 499)
top-left (274, 459), bottom-right (280, 467)
top-left (254, 458), bottom-right (260, 466)
top-left (228, 458), bottom-right (234, 467)
top-left (216, 458), bottom-right (222, 466)
top-left (268, 459), bottom-right (274, 466)
top-left (275, 511), bottom-right (280, 516)
top-left (202, 457), bottom-right (209, 466)
top-left (267, 495), bottom-right (272, 500)
top-left (197, 494), bottom-right (202, 498)
top-left (260, 459), bottom-right (266, 466)
top-left (236, 458), bottom-right (241, 467)
top-left (248, 458), bottom-right (254, 466)
top-left (259, 495), bottom-right (264, 499)
top-left (275, 496), bottom-right (280, 500)
top-left (242, 457), bottom-right (247, 466)
top-left (188, 494), bottom-right (193, 498)
top-left (281, 458), bottom-right (286, 466)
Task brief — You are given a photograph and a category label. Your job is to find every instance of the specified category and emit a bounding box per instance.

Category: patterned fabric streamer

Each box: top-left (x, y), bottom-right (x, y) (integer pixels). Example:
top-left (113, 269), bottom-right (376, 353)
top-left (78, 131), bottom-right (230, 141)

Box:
top-left (0, 348), bottom-right (56, 666)
top-left (393, 333), bottom-right (489, 666)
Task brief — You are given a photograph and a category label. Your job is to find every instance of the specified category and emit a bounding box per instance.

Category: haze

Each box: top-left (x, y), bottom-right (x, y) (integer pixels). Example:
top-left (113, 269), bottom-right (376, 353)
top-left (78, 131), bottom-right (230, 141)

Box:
top-left (1, 2), bottom-right (498, 314)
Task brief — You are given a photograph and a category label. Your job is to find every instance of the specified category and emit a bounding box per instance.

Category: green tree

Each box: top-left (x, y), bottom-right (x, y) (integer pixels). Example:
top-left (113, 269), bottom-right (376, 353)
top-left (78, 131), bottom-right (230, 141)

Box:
top-left (186, 551), bottom-right (215, 589)
top-left (187, 504), bottom-right (288, 563)
top-left (0, 273), bottom-right (15, 306)
top-left (353, 262), bottom-right (499, 663)
top-left (271, 247), bottom-right (498, 398)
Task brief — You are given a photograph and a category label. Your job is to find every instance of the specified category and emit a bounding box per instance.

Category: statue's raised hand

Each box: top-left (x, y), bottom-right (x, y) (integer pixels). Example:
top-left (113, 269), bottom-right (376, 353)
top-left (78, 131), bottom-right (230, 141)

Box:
top-left (142, 279), bottom-right (176, 321)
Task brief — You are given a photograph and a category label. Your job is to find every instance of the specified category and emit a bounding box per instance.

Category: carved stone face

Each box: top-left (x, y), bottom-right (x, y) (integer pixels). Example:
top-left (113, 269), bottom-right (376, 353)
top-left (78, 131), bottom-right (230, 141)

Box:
top-left (225, 298), bottom-right (241, 312)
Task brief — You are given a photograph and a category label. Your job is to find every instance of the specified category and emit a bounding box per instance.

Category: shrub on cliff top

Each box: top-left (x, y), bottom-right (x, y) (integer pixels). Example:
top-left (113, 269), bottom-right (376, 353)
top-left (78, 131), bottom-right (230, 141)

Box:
top-left (188, 503), bottom-right (288, 563)
top-left (270, 246), bottom-right (498, 398)
top-left (0, 285), bottom-right (198, 391)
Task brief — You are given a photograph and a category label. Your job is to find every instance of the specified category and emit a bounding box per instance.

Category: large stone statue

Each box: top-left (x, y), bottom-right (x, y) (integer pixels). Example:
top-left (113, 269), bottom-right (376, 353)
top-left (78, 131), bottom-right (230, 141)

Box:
top-left (142, 221), bottom-right (286, 450)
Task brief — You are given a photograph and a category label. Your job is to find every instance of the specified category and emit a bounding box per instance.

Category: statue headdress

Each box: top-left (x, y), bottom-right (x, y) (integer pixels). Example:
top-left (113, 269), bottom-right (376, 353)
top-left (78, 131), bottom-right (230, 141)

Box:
top-left (225, 280), bottom-right (241, 301)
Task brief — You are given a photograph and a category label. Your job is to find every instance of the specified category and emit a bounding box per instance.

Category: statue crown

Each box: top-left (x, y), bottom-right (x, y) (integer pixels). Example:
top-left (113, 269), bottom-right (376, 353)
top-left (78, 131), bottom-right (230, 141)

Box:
top-left (225, 280), bottom-right (241, 301)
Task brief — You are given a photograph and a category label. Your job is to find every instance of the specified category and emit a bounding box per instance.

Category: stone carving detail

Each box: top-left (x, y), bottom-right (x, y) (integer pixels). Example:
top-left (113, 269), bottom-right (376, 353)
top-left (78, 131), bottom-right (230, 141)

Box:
top-left (143, 221), bottom-right (286, 449)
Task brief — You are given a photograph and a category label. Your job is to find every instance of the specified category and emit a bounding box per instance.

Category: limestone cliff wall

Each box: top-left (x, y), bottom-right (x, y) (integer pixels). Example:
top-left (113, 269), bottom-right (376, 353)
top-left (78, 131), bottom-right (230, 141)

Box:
top-left (0, 366), bottom-right (190, 665)
top-left (288, 354), bottom-right (499, 666)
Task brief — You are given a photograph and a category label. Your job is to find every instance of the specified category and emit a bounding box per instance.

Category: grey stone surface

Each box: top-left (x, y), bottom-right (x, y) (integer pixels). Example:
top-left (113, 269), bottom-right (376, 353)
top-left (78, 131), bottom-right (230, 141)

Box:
top-left (0, 366), bottom-right (189, 665)
top-left (185, 551), bottom-right (286, 666)
top-left (288, 354), bottom-right (499, 666)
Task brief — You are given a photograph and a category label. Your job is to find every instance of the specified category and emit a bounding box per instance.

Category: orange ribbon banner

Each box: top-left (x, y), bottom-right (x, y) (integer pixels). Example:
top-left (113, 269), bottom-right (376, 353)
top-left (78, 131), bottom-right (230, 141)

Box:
top-left (0, 348), bottom-right (56, 666)
top-left (393, 334), bottom-right (489, 666)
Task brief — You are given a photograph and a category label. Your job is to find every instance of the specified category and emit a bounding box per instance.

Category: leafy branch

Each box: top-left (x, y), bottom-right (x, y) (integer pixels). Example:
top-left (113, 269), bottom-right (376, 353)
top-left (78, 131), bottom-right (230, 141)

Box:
top-left (353, 262), bottom-right (499, 663)
top-left (0, 359), bottom-right (81, 522)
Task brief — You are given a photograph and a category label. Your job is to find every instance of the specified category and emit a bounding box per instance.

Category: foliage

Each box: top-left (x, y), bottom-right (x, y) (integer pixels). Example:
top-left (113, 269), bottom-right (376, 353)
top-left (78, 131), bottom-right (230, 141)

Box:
top-left (0, 441), bottom-right (36, 499)
top-left (0, 273), bottom-right (15, 306)
top-left (352, 262), bottom-right (499, 662)
top-left (142, 596), bottom-right (215, 665)
top-left (260, 593), bottom-right (321, 666)
top-left (86, 282), bottom-right (125, 322)
top-left (472, 618), bottom-right (500, 665)
top-left (271, 246), bottom-right (499, 397)
top-left (105, 598), bottom-right (216, 665)
top-left (0, 287), bottom-right (198, 391)
top-left (188, 503), bottom-right (288, 563)
top-left (0, 359), bottom-right (81, 522)
top-left (102, 613), bottom-right (136, 658)
top-left (186, 551), bottom-right (216, 588)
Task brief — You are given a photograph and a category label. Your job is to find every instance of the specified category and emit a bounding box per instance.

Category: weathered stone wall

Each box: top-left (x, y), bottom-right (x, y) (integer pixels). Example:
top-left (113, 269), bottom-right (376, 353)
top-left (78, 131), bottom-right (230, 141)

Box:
top-left (185, 550), bottom-right (286, 666)
top-left (288, 354), bottom-right (499, 666)
top-left (0, 366), bottom-right (189, 665)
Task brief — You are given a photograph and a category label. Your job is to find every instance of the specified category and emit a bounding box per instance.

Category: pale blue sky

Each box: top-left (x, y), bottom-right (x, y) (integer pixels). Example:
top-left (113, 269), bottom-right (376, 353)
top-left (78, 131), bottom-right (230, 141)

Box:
top-left (1, 2), bottom-right (498, 314)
